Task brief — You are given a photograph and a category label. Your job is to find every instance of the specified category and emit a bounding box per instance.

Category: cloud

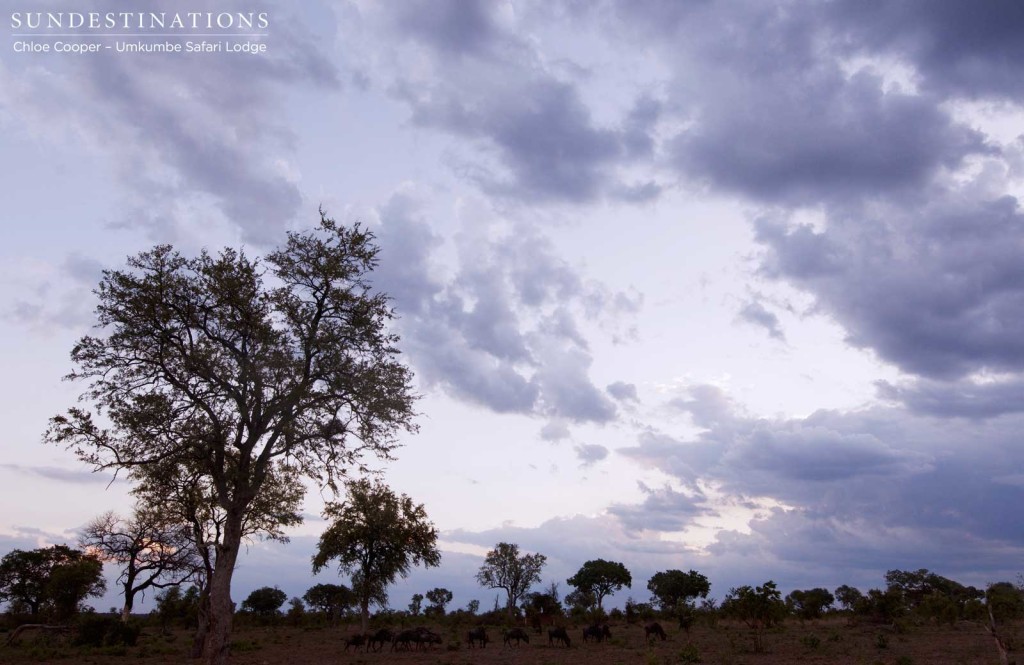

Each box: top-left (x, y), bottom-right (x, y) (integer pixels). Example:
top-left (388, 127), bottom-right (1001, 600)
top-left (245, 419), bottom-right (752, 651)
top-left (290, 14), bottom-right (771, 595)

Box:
top-left (620, 383), bottom-right (1024, 585)
top-left (608, 481), bottom-right (712, 533)
top-left (0, 464), bottom-right (113, 485)
top-left (372, 191), bottom-right (628, 422)
top-left (606, 381), bottom-right (638, 402)
top-left (350, 3), bottom-right (663, 205)
top-left (756, 188), bottom-right (1024, 380)
top-left (828, 0), bottom-right (1024, 100)
top-left (574, 443), bottom-right (609, 466)
top-left (878, 376), bottom-right (1024, 419)
top-left (737, 300), bottom-right (785, 341)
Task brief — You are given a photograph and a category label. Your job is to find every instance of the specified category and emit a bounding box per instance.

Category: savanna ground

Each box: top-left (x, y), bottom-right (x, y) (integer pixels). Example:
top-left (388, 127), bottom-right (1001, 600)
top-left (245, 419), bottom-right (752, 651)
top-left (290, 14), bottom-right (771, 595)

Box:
top-left (1, 617), bottom-right (1018, 665)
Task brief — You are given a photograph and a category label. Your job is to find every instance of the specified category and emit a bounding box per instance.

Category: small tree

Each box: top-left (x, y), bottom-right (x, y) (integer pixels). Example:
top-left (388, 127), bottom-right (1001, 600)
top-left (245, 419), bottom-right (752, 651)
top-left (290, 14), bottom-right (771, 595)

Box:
top-left (475, 543), bottom-right (546, 620)
top-left (567, 559), bottom-right (632, 610)
top-left (425, 587), bottom-right (453, 616)
top-left (466, 599), bottom-right (480, 615)
top-left (408, 593), bottom-right (424, 616)
top-left (0, 545), bottom-right (106, 622)
top-left (303, 583), bottom-right (353, 624)
top-left (647, 569), bottom-right (710, 620)
top-left (834, 584), bottom-right (864, 612)
top-left (312, 478), bottom-right (440, 632)
top-left (722, 581), bottom-right (786, 653)
top-left (154, 585), bottom-right (201, 633)
top-left (80, 506), bottom-right (198, 621)
top-left (241, 586), bottom-right (287, 619)
top-left (786, 587), bottom-right (835, 621)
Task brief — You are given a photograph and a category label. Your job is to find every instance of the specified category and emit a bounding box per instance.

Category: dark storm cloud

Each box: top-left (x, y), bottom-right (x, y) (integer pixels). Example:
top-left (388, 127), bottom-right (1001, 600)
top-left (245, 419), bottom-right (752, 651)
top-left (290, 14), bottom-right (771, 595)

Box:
top-left (608, 481), bottom-right (711, 533)
top-left (756, 189), bottom-right (1024, 380)
top-left (372, 193), bottom-right (623, 422)
top-left (392, 0), bottom-right (499, 57)
top-left (622, 384), bottom-right (1024, 577)
top-left (375, 4), bottom-right (662, 205)
top-left (828, 0), bottom-right (1024, 100)
top-left (878, 377), bottom-right (1024, 419)
top-left (1, 0), bottom-right (338, 244)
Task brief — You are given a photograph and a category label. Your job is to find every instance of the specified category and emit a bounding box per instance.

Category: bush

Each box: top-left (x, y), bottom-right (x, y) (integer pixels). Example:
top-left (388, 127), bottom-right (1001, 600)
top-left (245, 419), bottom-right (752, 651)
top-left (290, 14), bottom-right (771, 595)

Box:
top-left (74, 615), bottom-right (140, 647)
top-left (800, 633), bottom-right (821, 650)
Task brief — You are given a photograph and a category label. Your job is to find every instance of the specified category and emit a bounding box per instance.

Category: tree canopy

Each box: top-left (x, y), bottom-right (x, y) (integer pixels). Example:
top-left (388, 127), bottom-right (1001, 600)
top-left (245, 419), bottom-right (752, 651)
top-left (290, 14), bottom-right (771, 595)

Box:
top-left (566, 559), bottom-right (632, 610)
top-left (240, 586), bottom-right (287, 618)
top-left (312, 477), bottom-right (440, 632)
top-left (0, 545), bottom-right (106, 621)
top-left (475, 542), bottom-right (546, 619)
top-left (647, 569), bottom-right (711, 613)
top-left (47, 211), bottom-right (417, 665)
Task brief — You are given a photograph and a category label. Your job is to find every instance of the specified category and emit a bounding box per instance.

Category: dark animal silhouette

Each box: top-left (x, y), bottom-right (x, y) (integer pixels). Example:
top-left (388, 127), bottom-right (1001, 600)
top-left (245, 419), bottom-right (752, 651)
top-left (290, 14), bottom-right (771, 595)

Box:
top-left (368, 628), bottom-right (394, 652)
top-left (467, 627), bottom-right (489, 648)
top-left (503, 627), bottom-right (530, 647)
top-left (343, 632), bottom-right (367, 651)
top-left (583, 623), bottom-right (612, 643)
top-left (645, 621), bottom-right (667, 641)
top-left (392, 627), bottom-right (441, 651)
top-left (548, 626), bottom-right (571, 647)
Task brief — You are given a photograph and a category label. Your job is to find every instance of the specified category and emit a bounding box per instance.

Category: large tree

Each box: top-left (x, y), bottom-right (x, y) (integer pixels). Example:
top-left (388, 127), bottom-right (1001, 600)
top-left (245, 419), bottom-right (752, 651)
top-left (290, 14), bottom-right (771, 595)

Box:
top-left (46, 212), bottom-right (417, 664)
top-left (80, 505), bottom-right (199, 621)
top-left (0, 545), bottom-right (106, 621)
top-left (566, 559), bottom-right (632, 610)
top-left (475, 542), bottom-right (546, 619)
top-left (312, 478), bottom-right (440, 632)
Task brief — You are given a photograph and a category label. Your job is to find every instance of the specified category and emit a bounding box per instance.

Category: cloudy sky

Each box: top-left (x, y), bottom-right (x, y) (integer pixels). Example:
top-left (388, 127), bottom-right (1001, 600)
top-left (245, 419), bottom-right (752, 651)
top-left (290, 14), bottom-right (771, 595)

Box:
top-left (3, 0), bottom-right (1024, 613)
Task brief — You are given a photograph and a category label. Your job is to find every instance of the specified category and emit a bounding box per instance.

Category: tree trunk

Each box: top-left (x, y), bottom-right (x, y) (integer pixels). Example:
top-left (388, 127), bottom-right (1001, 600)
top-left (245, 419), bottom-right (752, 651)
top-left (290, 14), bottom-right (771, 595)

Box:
top-left (202, 512), bottom-right (243, 665)
top-left (191, 584), bottom-right (211, 659)
top-left (360, 596), bottom-right (370, 634)
top-left (121, 592), bottom-right (133, 623)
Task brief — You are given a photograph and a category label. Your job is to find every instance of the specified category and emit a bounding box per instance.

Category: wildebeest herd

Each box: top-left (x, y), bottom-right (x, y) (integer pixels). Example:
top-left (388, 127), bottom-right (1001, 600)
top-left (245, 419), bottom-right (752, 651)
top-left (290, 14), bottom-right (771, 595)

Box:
top-left (340, 621), bottom-right (668, 652)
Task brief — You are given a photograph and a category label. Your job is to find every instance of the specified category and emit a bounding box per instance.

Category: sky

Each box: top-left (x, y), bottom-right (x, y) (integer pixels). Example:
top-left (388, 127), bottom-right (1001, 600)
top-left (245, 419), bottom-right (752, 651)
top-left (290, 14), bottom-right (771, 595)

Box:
top-left (3, 0), bottom-right (1024, 615)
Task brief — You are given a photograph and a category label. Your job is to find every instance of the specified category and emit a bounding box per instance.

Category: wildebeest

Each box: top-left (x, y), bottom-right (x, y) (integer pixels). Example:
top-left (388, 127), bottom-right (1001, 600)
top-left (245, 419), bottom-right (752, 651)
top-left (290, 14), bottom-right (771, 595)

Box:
top-left (644, 621), bottom-right (667, 641)
top-left (466, 627), bottom-right (489, 648)
top-left (548, 626), bottom-right (571, 647)
top-left (583, 623), bottom-right (612, 643)
top-left (503, 627), bottom-right (530, 647)
top-left (366, 628), bottom-right (394, 652)
top-left (392, 627), bottom-right (442, 651)
top-left (343, 632), bottom-right (367, 651)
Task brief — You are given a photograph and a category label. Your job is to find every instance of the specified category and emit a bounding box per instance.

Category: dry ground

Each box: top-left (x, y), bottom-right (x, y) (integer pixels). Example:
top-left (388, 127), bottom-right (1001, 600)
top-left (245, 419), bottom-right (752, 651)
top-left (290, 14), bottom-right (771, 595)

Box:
top-left (1, 617), bottom-right (1017, 664)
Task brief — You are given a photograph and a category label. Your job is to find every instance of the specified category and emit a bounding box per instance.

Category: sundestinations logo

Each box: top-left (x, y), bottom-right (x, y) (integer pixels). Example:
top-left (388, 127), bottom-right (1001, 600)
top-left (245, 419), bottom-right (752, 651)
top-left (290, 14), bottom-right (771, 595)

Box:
top-left (10, 11), bottom-right (269, 31)
top-left (9, 10), bottom-right (271, 56)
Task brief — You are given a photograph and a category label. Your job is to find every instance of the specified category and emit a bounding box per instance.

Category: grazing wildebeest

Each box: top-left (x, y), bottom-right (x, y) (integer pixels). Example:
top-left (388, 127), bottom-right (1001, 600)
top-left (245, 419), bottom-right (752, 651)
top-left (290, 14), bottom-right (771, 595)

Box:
top-left (467, 627), bottom-right (489, 648)
top-left (548, 626), bottom-right (571, 647)
top-left (583, 623), bottom-right (612, 643)
top-left (503, 627), bottom-right (530, 647)
top-left (645, 621), bottom-right (667, 641)
top-left (343, 632), bottom-right (367, 651)
top-left (368, 628), bottom-right (394, 652)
